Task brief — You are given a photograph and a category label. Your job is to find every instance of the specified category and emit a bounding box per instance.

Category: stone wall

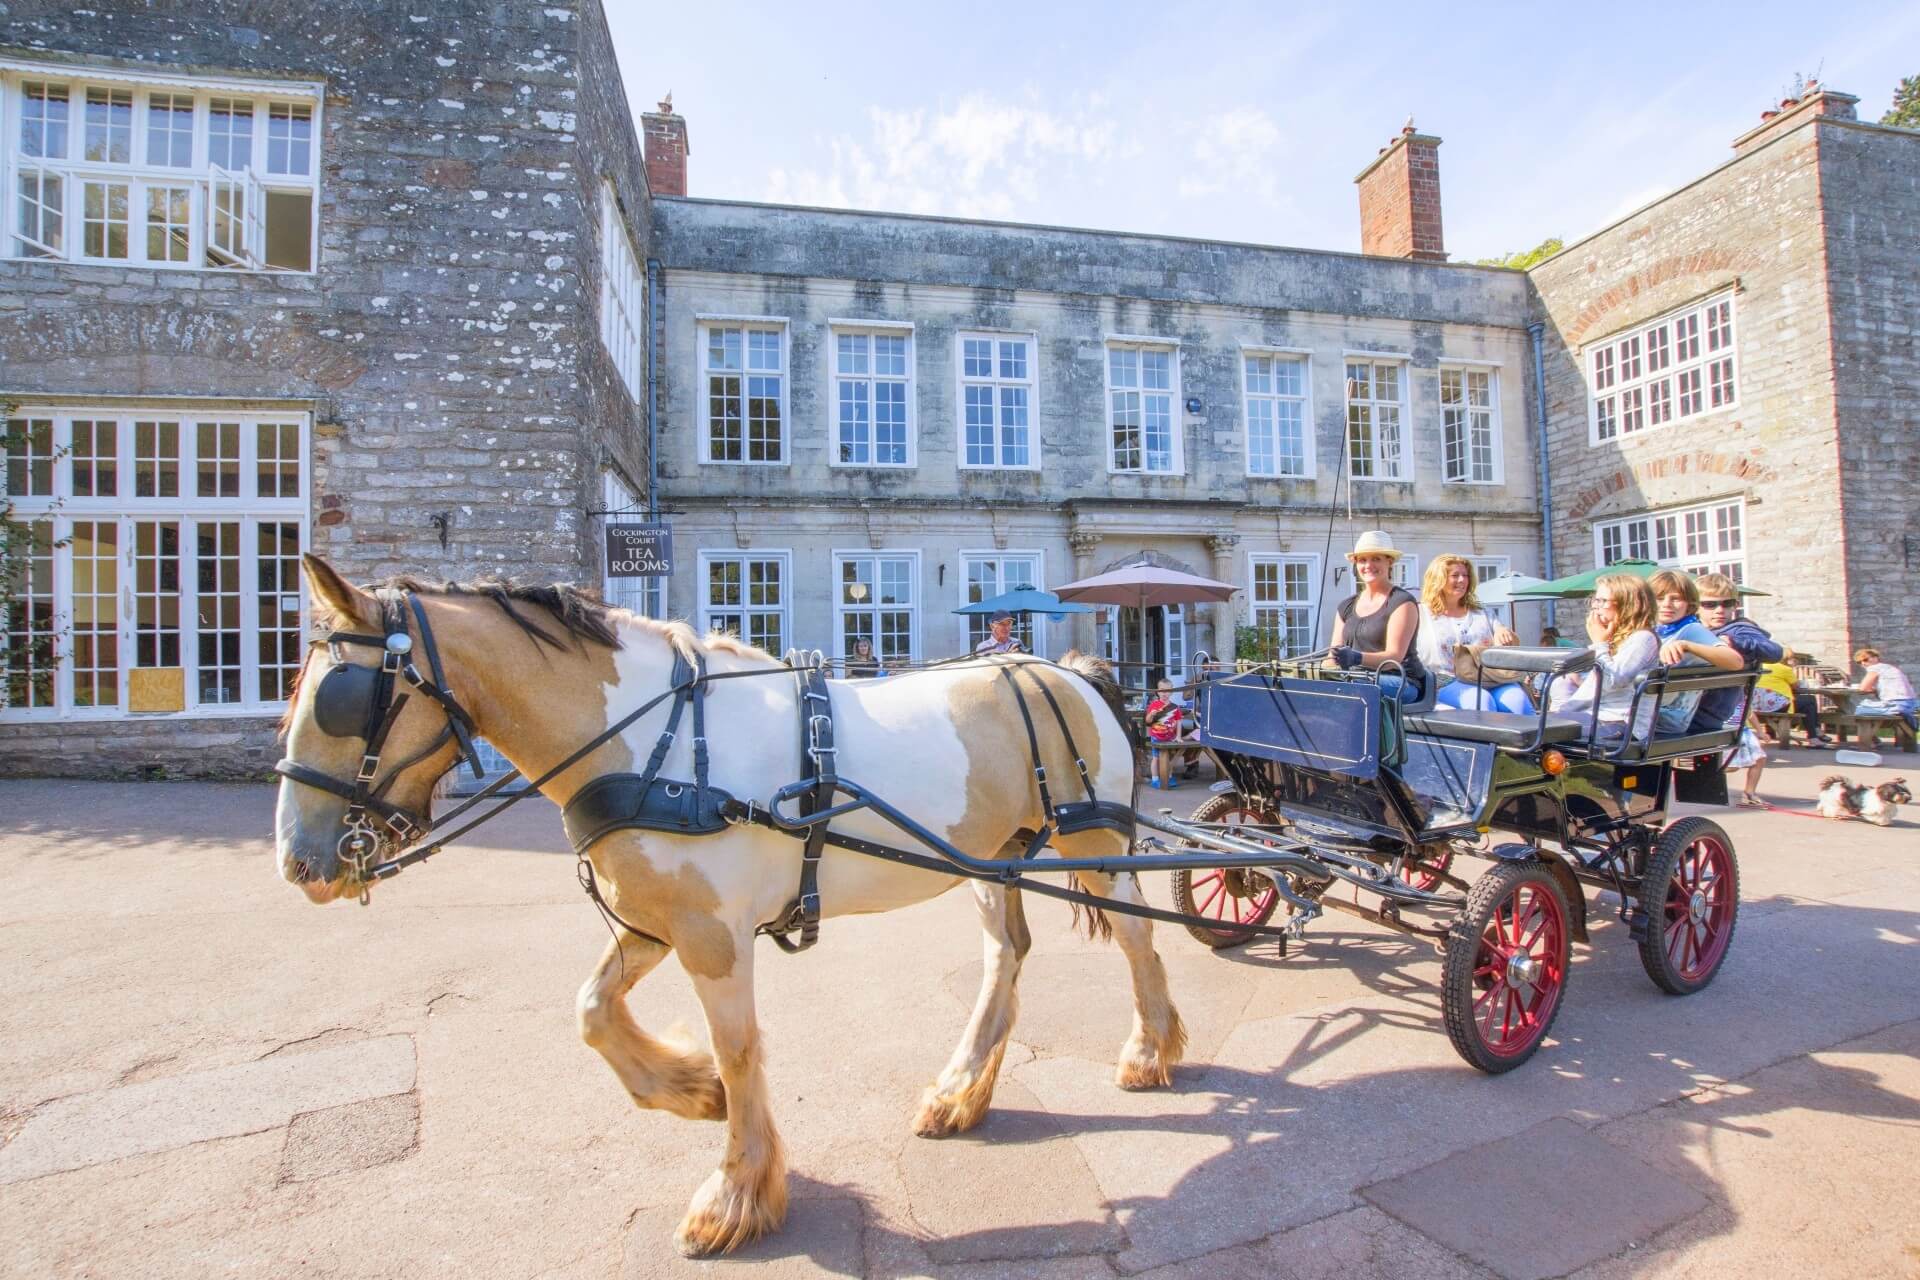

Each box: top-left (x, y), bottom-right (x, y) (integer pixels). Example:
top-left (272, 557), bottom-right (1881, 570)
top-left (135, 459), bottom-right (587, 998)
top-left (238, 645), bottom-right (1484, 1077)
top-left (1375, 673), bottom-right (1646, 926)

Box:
top-left (0, 0), bottom-right (633, 585)
top-left (1530, 118), bottom-right (1847, 661)
top-left (0, 716), bottom-right (278, 780)
top-left (1818, 122), bottom-right (1920, 671)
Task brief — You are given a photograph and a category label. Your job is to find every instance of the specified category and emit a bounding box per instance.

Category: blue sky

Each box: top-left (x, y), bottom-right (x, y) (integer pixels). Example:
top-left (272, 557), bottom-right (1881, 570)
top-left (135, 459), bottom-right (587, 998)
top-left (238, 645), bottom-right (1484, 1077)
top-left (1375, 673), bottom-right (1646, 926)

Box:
top-left (604, 2), bottom-right (1918, 263)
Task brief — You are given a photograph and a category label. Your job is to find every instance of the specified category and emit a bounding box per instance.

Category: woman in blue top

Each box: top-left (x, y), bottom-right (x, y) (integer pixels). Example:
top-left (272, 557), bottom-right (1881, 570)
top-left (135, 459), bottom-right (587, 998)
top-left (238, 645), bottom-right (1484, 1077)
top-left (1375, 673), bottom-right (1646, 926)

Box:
top-left (1649, 570), bottom-right (1742, 734)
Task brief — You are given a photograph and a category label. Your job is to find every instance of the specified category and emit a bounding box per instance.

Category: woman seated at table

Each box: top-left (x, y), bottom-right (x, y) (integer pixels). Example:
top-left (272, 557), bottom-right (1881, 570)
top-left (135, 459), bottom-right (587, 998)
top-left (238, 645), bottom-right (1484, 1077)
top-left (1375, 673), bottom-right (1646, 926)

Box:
top-left (1325, 531), bottom-right (1427, 703)
top-left (1854, 646), bottom-right (1917, 731)
top-left (1416, 554), bottom-right (1534, 715)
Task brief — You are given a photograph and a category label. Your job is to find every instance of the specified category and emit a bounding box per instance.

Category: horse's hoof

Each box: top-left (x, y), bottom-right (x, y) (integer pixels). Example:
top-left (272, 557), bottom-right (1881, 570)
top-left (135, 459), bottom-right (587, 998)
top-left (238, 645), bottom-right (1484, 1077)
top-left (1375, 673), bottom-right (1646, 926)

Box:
top-left (911, 1090), bottom-right (981, 1138)
top-left (1115, 1058), bottom-right (1174, 1090)
top-left (673, 1166), bottom-right (787, 1257)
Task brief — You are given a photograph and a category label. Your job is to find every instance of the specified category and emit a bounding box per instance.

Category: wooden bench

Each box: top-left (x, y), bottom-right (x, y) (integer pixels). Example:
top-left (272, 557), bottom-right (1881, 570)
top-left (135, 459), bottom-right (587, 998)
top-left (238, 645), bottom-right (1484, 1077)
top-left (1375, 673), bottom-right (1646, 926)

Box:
top-left (1849, 713), bottom-right (1917, 752)
top-left (1755, 710), bottom-right (1798, 744)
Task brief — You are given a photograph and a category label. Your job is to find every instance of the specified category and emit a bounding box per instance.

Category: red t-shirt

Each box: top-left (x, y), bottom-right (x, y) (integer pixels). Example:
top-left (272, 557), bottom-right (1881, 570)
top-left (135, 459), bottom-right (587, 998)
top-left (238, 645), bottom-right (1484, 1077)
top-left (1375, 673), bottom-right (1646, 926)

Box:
top-left (1146, 696), bottom-right (1183, 742)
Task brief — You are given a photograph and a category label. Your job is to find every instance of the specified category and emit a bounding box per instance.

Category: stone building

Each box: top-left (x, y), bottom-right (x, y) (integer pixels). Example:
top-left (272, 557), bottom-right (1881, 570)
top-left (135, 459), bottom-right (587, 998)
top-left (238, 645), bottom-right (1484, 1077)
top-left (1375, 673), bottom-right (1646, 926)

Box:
top-left (1529, 83), bottom-right (1920, 671)
top-left (0, 0), bottom-right (657, 774)
top-left (1, 0), bottom-right (1914, 777)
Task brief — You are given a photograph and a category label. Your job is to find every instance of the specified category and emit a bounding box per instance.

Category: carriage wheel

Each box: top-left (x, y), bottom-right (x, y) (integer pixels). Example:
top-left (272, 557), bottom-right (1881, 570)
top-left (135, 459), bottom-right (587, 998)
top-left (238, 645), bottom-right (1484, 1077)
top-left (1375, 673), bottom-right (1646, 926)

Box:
top-left (1399, 847), bottom-right (1455, 892)
top-left (1170, 793), bottom-right (1283, 949)
top-left (1441, 862), bottom-right (1570, 1073)
top-left (1636, 817), bottom-right (1739, 996)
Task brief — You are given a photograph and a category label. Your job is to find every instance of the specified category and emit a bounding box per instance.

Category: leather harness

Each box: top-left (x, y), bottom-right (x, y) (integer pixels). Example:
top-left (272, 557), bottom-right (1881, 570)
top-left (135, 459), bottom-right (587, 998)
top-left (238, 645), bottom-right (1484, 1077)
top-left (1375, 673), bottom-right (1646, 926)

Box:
top-left (277, 587), bottom-right (1135, 954)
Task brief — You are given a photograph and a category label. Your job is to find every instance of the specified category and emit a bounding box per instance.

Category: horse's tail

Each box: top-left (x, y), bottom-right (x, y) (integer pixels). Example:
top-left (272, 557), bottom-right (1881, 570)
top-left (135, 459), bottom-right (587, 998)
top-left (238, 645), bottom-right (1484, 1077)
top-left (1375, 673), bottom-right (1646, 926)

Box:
top-left (1058, 649), bottom-right (1136, 748)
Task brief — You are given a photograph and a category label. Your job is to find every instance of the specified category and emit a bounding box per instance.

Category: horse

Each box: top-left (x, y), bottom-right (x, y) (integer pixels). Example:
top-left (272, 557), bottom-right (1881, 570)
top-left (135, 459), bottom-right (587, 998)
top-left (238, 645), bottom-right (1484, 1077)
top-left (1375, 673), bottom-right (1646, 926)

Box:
top-left (274, 554), bottom-right (1187, 1257)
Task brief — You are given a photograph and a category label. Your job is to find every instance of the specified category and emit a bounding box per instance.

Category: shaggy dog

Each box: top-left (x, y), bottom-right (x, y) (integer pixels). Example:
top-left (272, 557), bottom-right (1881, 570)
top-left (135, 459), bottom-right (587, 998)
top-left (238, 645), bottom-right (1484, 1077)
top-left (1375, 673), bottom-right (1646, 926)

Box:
top-left (1815, 775), bottom-right (1911, 827)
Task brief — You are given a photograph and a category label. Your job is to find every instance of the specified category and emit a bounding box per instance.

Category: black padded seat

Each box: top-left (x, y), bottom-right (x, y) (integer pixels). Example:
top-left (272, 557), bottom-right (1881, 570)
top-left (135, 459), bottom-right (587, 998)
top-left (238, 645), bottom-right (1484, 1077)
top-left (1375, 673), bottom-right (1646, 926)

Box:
top-left (1612, 727), bottom-right (1741, 762)
top-left (1405, 709), bottom-right (1590, 749)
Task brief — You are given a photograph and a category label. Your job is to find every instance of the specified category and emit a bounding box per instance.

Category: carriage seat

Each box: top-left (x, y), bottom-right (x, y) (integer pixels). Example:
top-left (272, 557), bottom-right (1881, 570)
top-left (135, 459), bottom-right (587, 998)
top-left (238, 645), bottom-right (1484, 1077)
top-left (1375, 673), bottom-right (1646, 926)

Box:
top-left (1405, 708), bottom-right (1591, 749)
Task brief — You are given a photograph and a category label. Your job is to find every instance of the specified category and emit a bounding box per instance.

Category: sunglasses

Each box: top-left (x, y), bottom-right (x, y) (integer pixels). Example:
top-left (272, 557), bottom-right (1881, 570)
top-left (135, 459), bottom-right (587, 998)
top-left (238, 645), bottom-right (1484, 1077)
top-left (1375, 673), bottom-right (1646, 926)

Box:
top-left (1698, 598), bottom-right (1738, 609)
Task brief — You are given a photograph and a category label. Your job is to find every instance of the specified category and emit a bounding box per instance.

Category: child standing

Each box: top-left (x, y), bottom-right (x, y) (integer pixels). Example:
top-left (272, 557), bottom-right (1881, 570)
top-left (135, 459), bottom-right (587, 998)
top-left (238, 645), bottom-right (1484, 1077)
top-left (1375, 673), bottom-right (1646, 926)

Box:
top-left (1144, 680), bottom-right (1195, 789)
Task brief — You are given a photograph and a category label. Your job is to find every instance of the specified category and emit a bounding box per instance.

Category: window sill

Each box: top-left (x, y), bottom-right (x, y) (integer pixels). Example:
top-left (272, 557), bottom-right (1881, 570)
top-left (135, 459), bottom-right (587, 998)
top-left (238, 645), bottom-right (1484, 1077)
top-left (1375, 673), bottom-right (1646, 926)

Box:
top-left (4, 254), bottom-right (317, 278)
top-left (959, 463), bottom-right (1042, 475)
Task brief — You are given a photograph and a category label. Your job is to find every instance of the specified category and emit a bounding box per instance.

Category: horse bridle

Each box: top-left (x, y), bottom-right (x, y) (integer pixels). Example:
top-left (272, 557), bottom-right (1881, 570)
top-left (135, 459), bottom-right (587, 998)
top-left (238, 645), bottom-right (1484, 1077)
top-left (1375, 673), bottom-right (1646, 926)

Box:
top-left (274, 590), bottom-right (486, 883)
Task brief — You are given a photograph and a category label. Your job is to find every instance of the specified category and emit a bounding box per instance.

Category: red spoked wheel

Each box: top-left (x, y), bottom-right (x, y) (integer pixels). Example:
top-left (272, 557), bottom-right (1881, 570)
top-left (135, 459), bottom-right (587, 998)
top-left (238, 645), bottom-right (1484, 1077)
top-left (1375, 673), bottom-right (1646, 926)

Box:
top-left (1170, 793), bottom-right (1283, 949)
top-left (1442, 862), bottom-right (1571, 1073)
top-left (1399, 847), bottom-right (1455, 892)
top-left (1637, 816), bottom-right (1739, 995)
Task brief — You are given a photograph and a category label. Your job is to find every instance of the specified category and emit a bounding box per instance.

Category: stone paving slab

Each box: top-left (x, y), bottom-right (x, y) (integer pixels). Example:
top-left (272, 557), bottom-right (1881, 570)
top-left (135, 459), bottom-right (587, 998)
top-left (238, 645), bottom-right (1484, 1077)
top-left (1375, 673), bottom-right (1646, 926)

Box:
top-left (1362, 1118), bottom-right (1708, 1280)
top-left (0, 1034), bottom-right (415, 1183)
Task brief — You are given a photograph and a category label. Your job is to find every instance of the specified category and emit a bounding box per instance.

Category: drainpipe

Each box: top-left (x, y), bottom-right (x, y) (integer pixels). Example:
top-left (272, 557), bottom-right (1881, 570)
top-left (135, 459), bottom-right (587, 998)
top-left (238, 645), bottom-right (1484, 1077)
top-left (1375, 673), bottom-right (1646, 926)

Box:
top-left (1527, 321), bottom-right (1555, 580)
top-left (645, 258), bottom-right (663, 521)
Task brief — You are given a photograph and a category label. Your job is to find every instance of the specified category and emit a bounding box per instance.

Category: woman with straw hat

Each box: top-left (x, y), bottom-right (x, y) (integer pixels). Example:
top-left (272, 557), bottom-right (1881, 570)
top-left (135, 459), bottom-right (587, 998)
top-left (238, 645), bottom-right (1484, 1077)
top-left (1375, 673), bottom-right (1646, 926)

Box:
top-left (1326, 530), bottom-right (1427, 703)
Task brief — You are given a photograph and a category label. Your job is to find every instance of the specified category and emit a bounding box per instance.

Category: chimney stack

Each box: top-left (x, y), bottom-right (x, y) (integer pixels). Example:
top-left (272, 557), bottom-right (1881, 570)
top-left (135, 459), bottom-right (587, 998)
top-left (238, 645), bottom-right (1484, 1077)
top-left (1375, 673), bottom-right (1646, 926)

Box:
top-left (1730, 80), bottom-right (1858, 155)
top-left (1355, 121), bottom-right (1446, 262)
top-left (642, 94), bottom-right (689, 197)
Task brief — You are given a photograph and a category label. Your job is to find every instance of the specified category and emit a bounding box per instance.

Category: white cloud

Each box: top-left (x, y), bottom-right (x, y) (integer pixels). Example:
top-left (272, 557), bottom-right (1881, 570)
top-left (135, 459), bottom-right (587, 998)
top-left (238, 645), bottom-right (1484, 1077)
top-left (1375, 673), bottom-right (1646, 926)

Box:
top-left (764, 94), bottom-right (1121, 222)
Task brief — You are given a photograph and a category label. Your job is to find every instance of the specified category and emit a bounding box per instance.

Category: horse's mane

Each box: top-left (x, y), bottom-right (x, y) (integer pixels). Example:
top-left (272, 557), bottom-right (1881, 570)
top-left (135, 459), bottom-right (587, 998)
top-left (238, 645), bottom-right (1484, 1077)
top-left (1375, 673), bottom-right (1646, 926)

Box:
top-left (373, 575), bottom-right (785, 667)
top-left (376, 575), bottom-right (623, 652)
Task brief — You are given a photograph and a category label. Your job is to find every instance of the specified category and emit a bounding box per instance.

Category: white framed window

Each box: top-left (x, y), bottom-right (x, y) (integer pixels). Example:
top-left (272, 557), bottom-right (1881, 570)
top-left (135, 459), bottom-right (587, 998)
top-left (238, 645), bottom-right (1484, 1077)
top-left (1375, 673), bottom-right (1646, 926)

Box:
top-left (1595, 498), bottom-right (1746, 584)
top-left (1344, 359), bottom-right (1406, 480)
top-left (699, 551), bottom-right (788, 653)
top-left (3, 404), bottom-right (309, 720)
top-left (1589, 292), bottom-right (1737, 444)
top-left (1242, 351), bottom-right (1312, 478)
top-left (957, 331), bottom-right (1036, 470)
top-left (959, 551), bottom-right (1044, 656)
top-left (698, 319), bottom-right (786, 464)
top-left (598, 184), bottom-right (645, 402)
top-left (831, 325), bottom-right (913, 467)
top-left (1107, 340), bottom-right (1181, 474)
top-left (3, 64), bottom-right (323, 272)
top-left (1389, 555), bottom-right (1420, 590)
top-left (1440, 366), bottom-right (1500, 484)
top-left (1470, 556), bottom-right (1511, 585)
top-left (1248, 554), bottom-right (1318, 658)
top-left (834, 550), bottom-right (918, 666)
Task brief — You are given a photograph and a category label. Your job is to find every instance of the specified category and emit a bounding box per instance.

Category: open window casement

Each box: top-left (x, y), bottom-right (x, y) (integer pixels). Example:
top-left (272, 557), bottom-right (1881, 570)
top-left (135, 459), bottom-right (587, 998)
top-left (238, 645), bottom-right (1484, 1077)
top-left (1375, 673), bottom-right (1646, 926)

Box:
top-left (205, 164), bottom-right (261, 268)
top-left (12, 162), bottom-right (65, 258)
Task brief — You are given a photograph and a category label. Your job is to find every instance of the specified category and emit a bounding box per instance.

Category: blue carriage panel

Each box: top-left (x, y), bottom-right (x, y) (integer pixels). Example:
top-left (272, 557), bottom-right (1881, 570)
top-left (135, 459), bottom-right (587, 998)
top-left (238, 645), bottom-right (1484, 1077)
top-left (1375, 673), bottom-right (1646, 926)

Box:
top-left (1401, 733), bottom-right (1494, 832)
top-left (1196, 673), bottom-right (1382, 782)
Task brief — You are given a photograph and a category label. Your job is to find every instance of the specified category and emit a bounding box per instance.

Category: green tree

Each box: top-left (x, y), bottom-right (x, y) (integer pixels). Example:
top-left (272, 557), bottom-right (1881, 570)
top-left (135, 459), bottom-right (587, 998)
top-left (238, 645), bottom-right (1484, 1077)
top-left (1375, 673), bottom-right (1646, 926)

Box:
top-left (1, 405), bottom-right (70, 711)
top-left (1476, 237), bottom-right (1565, 270)
top-left (1883, 75), bottom-right (1920, 128)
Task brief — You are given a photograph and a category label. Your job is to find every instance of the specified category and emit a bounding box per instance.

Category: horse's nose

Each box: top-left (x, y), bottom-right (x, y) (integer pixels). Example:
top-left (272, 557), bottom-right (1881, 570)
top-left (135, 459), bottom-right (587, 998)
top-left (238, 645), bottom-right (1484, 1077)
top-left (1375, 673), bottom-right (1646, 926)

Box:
top-left (290, 857), bottom-right (315, 883)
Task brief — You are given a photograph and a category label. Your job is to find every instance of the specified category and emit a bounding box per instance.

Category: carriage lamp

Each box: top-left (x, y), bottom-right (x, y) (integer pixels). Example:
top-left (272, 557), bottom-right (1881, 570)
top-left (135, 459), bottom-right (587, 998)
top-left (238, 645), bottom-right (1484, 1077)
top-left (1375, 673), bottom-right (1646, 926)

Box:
top-left (1541, 748), bottom-right (1567, 776)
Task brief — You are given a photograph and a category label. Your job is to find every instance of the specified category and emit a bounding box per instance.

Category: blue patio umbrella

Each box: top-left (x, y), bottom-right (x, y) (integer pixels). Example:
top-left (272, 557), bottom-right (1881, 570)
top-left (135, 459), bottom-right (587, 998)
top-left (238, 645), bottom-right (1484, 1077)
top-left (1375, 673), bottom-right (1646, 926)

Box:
top-left (953, 587), bottom-right (1095, 624)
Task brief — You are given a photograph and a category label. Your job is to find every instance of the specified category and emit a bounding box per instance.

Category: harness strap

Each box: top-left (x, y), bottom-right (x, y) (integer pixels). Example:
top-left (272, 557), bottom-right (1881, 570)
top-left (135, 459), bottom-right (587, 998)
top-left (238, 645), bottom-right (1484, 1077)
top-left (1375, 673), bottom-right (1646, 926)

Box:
top-left (1018, 664), bottom-right (1101, 804)
top-left (998, 666), bottom-right (1059, 823)
top-left (766, 659), bottom-right (834, 953)
top-left (404, 596), bottom-right (484, 778)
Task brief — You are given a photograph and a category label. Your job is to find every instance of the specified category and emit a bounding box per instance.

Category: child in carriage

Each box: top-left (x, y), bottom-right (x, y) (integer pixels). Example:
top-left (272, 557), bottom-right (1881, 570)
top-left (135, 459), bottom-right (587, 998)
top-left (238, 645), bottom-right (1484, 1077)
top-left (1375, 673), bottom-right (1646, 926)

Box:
top-left (1550, 573), bottom-right (1663, 745)
top-left (1688, 573), bottom-right (1785, 806)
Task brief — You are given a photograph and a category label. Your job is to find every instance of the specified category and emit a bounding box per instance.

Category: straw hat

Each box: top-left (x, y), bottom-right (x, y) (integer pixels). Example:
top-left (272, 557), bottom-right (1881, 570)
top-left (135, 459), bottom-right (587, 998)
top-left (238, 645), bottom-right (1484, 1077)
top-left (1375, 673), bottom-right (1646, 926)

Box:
top-left (1345, 530), bottom-right (1404, 562)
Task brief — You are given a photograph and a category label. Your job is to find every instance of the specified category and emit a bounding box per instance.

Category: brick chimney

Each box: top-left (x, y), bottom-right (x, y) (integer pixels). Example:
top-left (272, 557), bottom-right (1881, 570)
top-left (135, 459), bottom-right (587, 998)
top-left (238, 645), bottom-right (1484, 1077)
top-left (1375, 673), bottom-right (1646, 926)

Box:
top-left (1731, 80), bottom-right (1858, 155)
top-left (1355, 121), bottom-right (1445, 262)
top-left (642, 94), bottom-right (689, 197)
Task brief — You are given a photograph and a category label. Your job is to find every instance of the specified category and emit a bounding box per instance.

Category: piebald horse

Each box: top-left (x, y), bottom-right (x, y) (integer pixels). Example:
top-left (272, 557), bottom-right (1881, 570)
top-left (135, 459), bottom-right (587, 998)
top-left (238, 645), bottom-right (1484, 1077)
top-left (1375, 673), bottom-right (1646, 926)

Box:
top-left (275, 556), bottom-right (1187, 1257)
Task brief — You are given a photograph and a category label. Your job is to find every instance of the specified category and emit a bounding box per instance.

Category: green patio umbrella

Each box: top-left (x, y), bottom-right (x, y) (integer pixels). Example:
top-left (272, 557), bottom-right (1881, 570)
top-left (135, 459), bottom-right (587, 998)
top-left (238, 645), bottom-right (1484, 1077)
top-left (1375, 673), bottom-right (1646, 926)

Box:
top-left (1511, 560), bottom-right (1769, 600)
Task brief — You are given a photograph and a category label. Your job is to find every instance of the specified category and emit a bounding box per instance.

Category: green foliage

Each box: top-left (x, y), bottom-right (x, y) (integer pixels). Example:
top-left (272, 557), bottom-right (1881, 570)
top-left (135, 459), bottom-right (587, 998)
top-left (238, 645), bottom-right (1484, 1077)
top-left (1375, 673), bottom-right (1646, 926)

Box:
top-left (1475, 237), bottom-right (1565, 271)
top-left (1883, 75), bottom-right (1920, 128)
top-left (1235, 624), bottom-right (1281, 665)
top-left (1, 404), bottom-right (70, 710)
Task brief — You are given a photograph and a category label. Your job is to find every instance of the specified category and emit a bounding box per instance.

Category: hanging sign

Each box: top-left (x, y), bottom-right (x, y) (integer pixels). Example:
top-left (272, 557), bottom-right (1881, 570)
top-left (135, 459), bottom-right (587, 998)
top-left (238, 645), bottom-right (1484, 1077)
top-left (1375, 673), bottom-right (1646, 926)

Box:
top-left (604, 523), bottom-right (672, 578)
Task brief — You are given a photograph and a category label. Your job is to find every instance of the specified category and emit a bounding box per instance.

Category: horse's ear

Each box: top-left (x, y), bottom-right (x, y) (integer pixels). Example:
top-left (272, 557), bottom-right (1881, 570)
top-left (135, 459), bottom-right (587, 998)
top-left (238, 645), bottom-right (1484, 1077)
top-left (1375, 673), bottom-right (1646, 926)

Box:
top-left (302, 553), bottom-right (378, 628)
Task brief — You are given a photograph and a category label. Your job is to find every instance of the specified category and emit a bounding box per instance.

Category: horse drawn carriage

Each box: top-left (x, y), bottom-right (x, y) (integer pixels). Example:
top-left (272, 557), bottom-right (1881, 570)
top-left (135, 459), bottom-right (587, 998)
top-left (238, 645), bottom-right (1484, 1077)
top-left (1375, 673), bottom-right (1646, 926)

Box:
top-left (275, 564), bottom-right (1758, 1253)
top-left (1164, 646), bottom-right (1754, 1071)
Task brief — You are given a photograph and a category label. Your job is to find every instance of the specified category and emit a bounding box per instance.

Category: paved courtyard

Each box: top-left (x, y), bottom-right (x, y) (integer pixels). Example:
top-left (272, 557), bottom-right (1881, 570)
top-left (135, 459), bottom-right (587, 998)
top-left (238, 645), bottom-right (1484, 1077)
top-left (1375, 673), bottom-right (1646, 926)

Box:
top-left (4, 749), bottom-right (1919, 1279)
